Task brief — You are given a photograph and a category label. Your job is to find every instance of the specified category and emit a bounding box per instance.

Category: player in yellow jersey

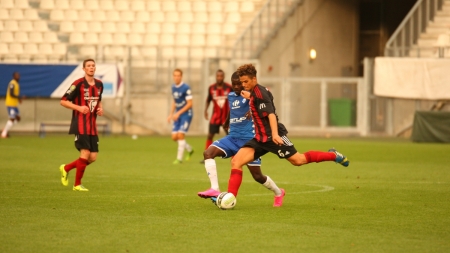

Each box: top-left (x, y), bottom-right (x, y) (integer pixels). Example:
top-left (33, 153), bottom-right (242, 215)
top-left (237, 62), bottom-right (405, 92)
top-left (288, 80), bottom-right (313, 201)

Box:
top-left (2, 72), bottom-right (21, 138)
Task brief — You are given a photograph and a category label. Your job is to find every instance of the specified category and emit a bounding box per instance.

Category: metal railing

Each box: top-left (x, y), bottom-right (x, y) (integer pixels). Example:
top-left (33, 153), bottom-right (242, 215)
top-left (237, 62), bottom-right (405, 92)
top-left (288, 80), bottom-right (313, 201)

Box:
top-left (385, 0), bottom-right (444, 57)
top-left (232, 0), bottom-right (303, 59)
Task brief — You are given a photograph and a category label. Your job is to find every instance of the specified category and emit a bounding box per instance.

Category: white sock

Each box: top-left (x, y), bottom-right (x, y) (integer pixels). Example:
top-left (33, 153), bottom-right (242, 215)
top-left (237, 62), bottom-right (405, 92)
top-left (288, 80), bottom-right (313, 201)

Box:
top-left (177, 139), bottom-right (186, 161)
top-left (204, 158), bottom-right (219, 191)
top-left (2, 120), bottom-right (13, 137)
top-left (263, 176), bottom-right (282, 196)
top-left (184, 141), bottom-right (192, 152)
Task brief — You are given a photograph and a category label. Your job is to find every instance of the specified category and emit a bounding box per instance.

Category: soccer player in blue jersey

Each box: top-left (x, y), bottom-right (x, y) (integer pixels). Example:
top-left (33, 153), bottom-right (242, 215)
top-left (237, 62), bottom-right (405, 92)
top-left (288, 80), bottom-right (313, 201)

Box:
top-left (198, 72), bottom-right (284, 200)
top-left (167, 69), bottom-right (194, 164)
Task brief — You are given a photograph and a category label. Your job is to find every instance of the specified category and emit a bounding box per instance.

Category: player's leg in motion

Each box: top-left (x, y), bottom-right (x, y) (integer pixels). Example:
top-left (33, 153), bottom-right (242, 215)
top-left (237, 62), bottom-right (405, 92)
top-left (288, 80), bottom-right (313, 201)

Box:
top-left (227, 147), bottom-right (257, 197)
top-left (286, 149), bottom-right (349, 167)
top-left (60, 149), bottom-right (91, 191)
top-left (246, 162), bottom-right (285, 207)
top-left (197, 145), bottom-right (226, 198)
top-left (1, 109), bottom-right (20, 138)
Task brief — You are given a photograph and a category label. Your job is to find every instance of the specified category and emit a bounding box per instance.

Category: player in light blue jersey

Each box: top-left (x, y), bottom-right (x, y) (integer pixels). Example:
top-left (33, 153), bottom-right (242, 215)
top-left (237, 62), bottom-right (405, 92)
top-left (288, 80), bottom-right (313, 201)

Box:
top-left (167, 69), bottom-right (194, 164)
top-left (198, 72), bottom-right (283, 199)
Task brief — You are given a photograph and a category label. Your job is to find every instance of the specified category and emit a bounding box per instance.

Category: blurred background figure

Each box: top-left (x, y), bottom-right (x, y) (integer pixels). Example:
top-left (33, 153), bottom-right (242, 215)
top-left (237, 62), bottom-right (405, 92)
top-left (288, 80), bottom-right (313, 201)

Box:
top-left (2, 72), bottom-right (21, 138)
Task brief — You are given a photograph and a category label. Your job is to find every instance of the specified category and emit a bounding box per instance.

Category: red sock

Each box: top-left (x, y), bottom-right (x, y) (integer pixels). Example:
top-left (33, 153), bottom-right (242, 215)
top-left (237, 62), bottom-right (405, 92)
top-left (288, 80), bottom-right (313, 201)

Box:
top-left (74, 158), bottom-right (89, 186)
top-left (304, 151), bottom-right (336, 163)
top-left (227, 169), bottom-right (243, 197)
top-left (205, 139), bottom-right (213, 150)
top-left (64, 159), bottom-right (78, 172)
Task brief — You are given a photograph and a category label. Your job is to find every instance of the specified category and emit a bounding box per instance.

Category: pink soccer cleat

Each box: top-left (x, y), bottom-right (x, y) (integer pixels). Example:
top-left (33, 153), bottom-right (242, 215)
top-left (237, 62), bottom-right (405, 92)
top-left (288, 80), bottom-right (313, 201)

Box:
top-left (273, 188), bottom-right (286, 207)
top-left (198, 188), bottom-right (221, 198)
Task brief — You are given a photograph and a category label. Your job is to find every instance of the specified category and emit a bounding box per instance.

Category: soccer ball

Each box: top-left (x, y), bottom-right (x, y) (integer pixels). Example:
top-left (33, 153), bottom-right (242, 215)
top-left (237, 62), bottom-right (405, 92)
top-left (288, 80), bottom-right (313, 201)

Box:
top-left (216, 192), bottom-right (237, 210)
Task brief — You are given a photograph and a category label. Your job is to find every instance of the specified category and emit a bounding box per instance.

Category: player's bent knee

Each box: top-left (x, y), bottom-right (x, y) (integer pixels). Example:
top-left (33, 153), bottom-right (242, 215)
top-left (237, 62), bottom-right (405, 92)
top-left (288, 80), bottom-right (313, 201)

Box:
top-left (288, 154), bottom-right (308, 166)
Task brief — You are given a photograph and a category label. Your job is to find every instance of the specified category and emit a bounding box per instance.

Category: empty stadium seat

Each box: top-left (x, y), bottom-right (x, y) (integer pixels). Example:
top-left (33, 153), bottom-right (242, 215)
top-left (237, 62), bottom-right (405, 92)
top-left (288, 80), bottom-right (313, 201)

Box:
top-left (75, 21), bottom-right (90, 33)
top-left (192, 1), bottom-right (206, 12)
top-left (9, 9), bottom-right (24, 20)
top-left (144, 34), bottom-right (159, 45)
top-left (50, 10), bottom-right (64, 21)
top-left (55, 0), bottom-right (69, 9)
top-left (91, 10), bottom-right (106, 21)
top-left (59, 21), bottom-right (74, 33)
top-left (178, 1), bottom-right (191, 12)
top-left (0, 43), bottom-right (8, 55)
top-left (208, 2), bottom-right (222, 12)
top-left (77, 10), bottom-right (93, 21)
top-left (205, 47), bottom-right (218, 58)
top-left (69, 0), bottom-right (84, 10)
top-left (99, 0), bottom-right (114, 10)
top-left (102, 22), bottom-right (116, 33)
top-left (98, 33), bottom-right (113, 44)
top-left (14, 31), bottom-right (28, 43)
top-left (15, 0), bottom-right (29, 8)
top-left (161, 34), bottom-right (176, 46)
top-left (146, 23), bottom-right (161, 34)
top-left (177, 23), bottom-right (191, 34)
top-left (175, 34), bottom-right (190, 46)
top-left (131, 1), bottom-right (145, 11)
top-left (43, 32), bottom-right (58, 43)
top-left (206, 35), bottom-right (222, 46)
top-left (241, 2), bottom-right (255, 12)
top-left (39, 0), bottom-right (54, 9)
top-left (161, 47), bottom-right (174, 58)
top-left (69, 32), bottom-right (84, 44)
top-left (191, 23), bottom-right (206, 34)
top-left (38, 43), bottom-right (53, 55)
top-left (166, 12), bottom-right (180, 23)
top-left (52, 43), bottom-right (67, 61)
top-left (162, 1), bottom-right (176, 11)
top-left (0, 9), bottom-right (8, 20)
top-left (79, 46), bottom-right (97, 57)
top-left (23, 43), bottom-right (38, 55)
top-left (131, 23), bottom-right (146, 34)
top-left (117, 22), bottom-right (130, 33)
top-left (0, 0), bottom-right (14, 8)
top-left (226, 13), bottom-right (241, 23)
top-left (147, 1), bottom-right (160, 11)
top-left (106, 10), bottom-right (120, 22)
top-left (9, 43), bottom-right (23, 54)
top-left (29, 31), bottom-right (43, 43)
top-left (161, 23), bottom-right (176, 34)
top-left (114, 0), bottom-right (129, 11)
top-left (206, 23), bottom-right (221, 35)
top-left (0, 31), bottom-right (14, 42)
top-left (24, 9), bottom-right (40, 20)
top-left (223, 23), bottom-right (237, 35)
top-left (65, 10), bottom-right (79, 21)
top-left (85, 33), bottom-right (99, 44)
top-left (191, 34), bottom-right (205, 46)
top-left (4, 20), bottom-right (18, 31)
top-left (104, 45), bottom-right (125, 58)
top-left (18, 21), bottom-right (33, 32)
top-left (113, 33), bottom-right (128, 45)
top-left (33, 21), bottom-right (49, 32)
top-left (190, 47), bottom-right (204, 59)
top-left (120, 11), bottom-right (134, 22)
top-left (151, 12), bottom-right (165, 22)
top-left (141, 46), bottom-right (157, 57)
top-left (0, 21), bottom-right (3, 31)
top-left (136, 11), bottom-right (150, 22)
top-left (128, 33), bottom-right (143, 45)
top-left (84, 0), bottom-right (99, 10)
top-left (180, 12), bottom-right (194, 23)
top-left (209, 13), bottom-right (224, 23)
top-left (194, 12), bottom-right (208, 23)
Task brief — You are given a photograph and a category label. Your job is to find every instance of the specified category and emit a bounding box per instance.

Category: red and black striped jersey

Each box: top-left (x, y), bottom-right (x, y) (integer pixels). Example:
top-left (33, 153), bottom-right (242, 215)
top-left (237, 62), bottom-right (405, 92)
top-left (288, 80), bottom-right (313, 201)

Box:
top-left (249, 84), bottom-right (287, 142)
top-left (206, 83), bottom-right (232, 125)
top-left (61, 77), bottom-right (103, 135)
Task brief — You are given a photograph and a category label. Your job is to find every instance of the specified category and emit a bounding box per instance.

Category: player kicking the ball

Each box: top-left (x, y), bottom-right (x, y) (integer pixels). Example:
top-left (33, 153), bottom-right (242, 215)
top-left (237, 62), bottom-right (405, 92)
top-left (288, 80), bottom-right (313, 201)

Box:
top-left (59, 59), bottom-right (104, 191)
top-left (198, 72), bottom-right (283, 200)
top-left (225, 64), bottom-right (349, 207)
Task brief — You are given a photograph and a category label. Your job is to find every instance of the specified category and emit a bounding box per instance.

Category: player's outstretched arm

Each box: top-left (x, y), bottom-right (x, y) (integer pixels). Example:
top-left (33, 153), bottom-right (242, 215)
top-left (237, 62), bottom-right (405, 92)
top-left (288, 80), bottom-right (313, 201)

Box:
top-left (60, 100), bottom-right (89, 114)
top-left (268, 114), bottom-right (283, 145)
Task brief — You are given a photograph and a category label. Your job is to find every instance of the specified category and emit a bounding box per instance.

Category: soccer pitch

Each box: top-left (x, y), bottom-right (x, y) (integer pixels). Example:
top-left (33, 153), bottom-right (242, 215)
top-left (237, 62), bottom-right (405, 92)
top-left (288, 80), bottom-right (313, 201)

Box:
top-left (0, 135), bottom-right (449, 253)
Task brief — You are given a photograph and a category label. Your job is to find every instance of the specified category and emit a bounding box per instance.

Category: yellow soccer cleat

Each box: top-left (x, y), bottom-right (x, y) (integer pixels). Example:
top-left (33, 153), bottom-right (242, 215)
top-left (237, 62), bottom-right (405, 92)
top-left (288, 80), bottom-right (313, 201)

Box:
top-left (73, 185), bottom-right (89, 192)
top-left (59, 164), bottom-right (68, 186)
top-left (185, 149), bottom-right (194, 161)
top-left (172, 159), bottom-right (182, 165)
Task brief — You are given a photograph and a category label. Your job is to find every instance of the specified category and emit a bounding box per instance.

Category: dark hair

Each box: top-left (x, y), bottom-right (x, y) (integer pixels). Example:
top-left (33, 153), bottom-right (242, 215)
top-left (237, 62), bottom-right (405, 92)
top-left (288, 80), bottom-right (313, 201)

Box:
top-left (237, 64), bottom-right (257, 78)
top-left (12, 71), bottom-right (19, 77)
top-left (216, 69), bottom-right (224, 75)
top-left (231, 71), bottom-right (239, 81)
top-left (83, 58), bottom-right (95, 68)
top-left (173, 68), bottom-right (183, 76)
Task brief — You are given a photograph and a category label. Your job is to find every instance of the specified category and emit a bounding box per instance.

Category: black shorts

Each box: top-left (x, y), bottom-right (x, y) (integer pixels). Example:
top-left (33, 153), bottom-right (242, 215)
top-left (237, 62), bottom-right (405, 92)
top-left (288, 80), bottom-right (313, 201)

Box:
top-left (209, 123), bottom-right (222, 134)
top-left (243, 136), bottom-right (297, 160)
top-left (74, 134), bottom-right (99, 152)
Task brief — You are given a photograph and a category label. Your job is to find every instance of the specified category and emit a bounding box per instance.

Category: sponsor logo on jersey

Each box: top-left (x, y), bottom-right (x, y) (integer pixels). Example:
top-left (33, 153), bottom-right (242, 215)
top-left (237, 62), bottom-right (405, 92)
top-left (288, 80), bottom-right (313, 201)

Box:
top-left (66, 85), bottom-right (76, 94)
top-left (259, 103), bottom-right (266, 110)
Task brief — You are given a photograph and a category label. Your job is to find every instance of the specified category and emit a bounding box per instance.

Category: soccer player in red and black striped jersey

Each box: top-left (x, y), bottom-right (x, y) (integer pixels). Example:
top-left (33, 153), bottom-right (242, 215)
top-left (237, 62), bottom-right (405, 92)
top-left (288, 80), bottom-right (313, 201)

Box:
top-left (58, 59), bottom-right (104, 192)
top-left (225, 64), bottom-right (350, 207)
top-left (203, 70), bottom-right (232, 150)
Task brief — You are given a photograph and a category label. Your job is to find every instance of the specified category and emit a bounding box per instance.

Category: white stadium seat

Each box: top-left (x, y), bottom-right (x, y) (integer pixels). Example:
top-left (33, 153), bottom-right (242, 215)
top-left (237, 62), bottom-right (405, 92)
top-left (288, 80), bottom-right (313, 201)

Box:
top-left (192, 1), bottom-right (206, 12)
top-left (223, 23), bottom-right (237, 35)
top-left (106, 10), bottom-right (120, 22)
top-left (102, 22), bottom-right (116, 33)
top-left (206, 23), bottom-right (221, 35)
top-left (131, 23), bottom-right (146, 34)
top-left (194, 12), bottom-right (208, 23)
top-left (65, 10), bottom-right (79, 21)
top-left (78, 10), bottom-right (93, 21)
top-left (14, 31), bottom-right (28, 43)
top-left (113, 33), bottom-right (128, 45)
top-left (191, 23), bottom-right (206, 34)
top-left (208, 2), bottom-right (222, 12)
top-left (180, 12), bottom-right (193, 23)
top-left (146, 23), bottom-right (160, 34)
top-left (69, 0), bottom-right (84, 10)
top-left (175, 34), bottom-right (190, 46)
top-left (131, 1), bottom-right (145, 11)
top-left (39, 0), bottom-right (54, 9)
top-left (43, 32), bottom-right (58, 43)
top-left (178, 1), bottom-right (191, 12)
top-left (33, 21), bottom-right (49, 32)
top-left (69, 32), bottom-right (84, 44)
top-left (91, 10), bottom-right (106, 21)
top-left (59, 21), bottom-right (74, 33)
top-left (120, 11), bottom-right (134, 22)
top-left (4, 20), bottom-right (18, 31)
top-left (104, 45), bottom-right (125, 58)
top-left (151, 12), bottom-right (165, 23)
top-left (161, 23), bottom-right (176, 34)
top-left (15, 0), bottom-right (29, 8)
top-left (85, 33), bottom-right (99, 44)
top-left (241, 2), bottom-right (255, 12)
top-left (0, 0), bottom-right (14, 8)
top-left (75, 21), bottom-right (90, 33)
top-left (116, 22), bottom-right (130, 33)
top-left (98, 33), bottom-right (113, 44)
top-left (29, 31), bottom-right (43, 43)
top-left (79, 45), bottom-right (97, 57)
top-left (162, 1), bottom-right (176, 11)
top-left (114, 0), bottom-right (129, 11)
top-left (128, 33), bottom-right (143, 45)
top-left (0, 21), bottom-right (3, 31)
top-left (84, 0), bottom-right (99, 10)
top-left (0, 43), bottom-right (9, 55)
top-left (136, 11), bottom-right (150, 22)
top-left (9, 43), bottom-right (23, 54)
top-left (166, 12), bottom-right (180, 23)
top-left (225, 1), bottom-right (239, 12)
top-left (23, 43), bottom-right (38, 55)
top-left (191, 34), bottom-right (205, 46)
top-left (161, 47), bottom-right (174, 58)
top-left (160, 34), bottom-right (174, 46)
top-left (99, 0), bottom-right (114, 10)
top-left (0, 9), bottom-right (8, 20)
top-left (141, 46), bottom-right (157, 57)
top-left (0, 31), bottom-right (14, 42)
top-left (209, 12), bottom-right (224, 23)
top-left (38, 43), bottom-right (53, 55)
top-left (177, 23), bottom-right (191, 34)
top-left (205, 47), bottom-right (218, 58)
top-left (54, 0), bottom-right (69, 9)
top-left (24, 9), bottom-right (40, 20)
top-left (227, 13), bottom-right (241, 23)
top-left (53, 43), bottom-right (66, 55)
top-left (143, 34), bottom-right (159, 45)
top-left (190, 48), bottom-right (204, 59)
top-left (9, 9), bottom-right (24, 20)
top-left (147, 1), bottom-right (160, 11)
top-left (207, 35), bottom-right (222, 46)
top-left (50, 10), bottom-right (64, 21)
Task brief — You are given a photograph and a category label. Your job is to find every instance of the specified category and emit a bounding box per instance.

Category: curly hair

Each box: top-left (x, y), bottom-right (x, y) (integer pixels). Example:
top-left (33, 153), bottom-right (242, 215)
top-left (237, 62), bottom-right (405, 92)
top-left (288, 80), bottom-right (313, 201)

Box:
top-left (237, 64), bottom-right (257, 78)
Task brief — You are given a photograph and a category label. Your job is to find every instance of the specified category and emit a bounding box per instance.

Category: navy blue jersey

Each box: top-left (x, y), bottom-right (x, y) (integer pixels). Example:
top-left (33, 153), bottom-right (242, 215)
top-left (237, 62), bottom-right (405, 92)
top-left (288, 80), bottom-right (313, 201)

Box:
top-left (228, 91), bottom-right (254, 139)
top-left (171, 82), bottom-right (193, 117)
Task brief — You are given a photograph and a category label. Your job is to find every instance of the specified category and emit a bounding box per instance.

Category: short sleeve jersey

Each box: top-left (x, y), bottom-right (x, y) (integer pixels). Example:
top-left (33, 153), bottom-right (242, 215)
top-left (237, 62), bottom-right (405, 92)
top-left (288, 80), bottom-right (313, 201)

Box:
top-left (207, 83), bottom-right (232, 125)
top-left (172, 82), bottom-right (193, 117)
top-left (5, 79), bottom-right (20, 107)
top-left (228, 91), bottom-right (254, 139)
top-left (250, 84), bottom-right (287, 142)
top-left (61, 77), bottom-right (103, 135)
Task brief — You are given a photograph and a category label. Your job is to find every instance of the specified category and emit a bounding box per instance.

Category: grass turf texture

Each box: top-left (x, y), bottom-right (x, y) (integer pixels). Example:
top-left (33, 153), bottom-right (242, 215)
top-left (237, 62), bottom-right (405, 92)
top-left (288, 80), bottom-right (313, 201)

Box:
top-left (0, 135), bottom-right (449, 253)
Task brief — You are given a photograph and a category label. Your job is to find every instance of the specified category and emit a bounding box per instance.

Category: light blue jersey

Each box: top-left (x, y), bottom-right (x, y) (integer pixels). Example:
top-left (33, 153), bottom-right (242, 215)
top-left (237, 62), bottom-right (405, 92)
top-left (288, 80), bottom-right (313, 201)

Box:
top-left (228, 92), bottom-right (254, 139)
top-left (172, 82), bottom-right (193, 117)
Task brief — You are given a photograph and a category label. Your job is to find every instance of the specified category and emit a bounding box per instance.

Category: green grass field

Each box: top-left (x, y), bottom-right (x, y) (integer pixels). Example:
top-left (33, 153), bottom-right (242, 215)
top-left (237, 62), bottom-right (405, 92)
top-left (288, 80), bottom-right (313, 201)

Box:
top-left (1, 135), bottom-right (449, 253)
